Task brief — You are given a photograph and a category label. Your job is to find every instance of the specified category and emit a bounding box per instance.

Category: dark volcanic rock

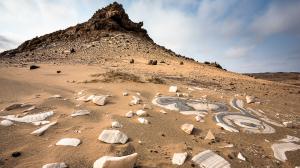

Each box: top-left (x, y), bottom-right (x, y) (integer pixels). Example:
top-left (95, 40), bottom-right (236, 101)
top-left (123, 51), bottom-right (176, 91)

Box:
top-left (30, 65), bottom-right (40, 70)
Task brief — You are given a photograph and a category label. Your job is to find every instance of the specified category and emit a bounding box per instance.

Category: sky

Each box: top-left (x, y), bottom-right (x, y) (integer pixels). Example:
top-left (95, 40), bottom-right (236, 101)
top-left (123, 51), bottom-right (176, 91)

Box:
top-left (0, 0), bottom-right (300, 73)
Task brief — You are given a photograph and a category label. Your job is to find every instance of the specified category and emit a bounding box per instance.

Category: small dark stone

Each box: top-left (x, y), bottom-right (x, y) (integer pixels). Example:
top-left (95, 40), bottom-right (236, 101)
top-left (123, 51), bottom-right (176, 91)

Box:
top-left (191, 163), bottom-right (196, 167)
top-left (30, 65), bottom-right (40, 70)
top-left (70, 48), bottom-right (75, 53)
top-left (161, 133), bottom-right (165, 137)
top-left (11, 152), bottom-right (21, 158)
top-left (148, 60), bottom-right (153, 65)
top-left (152, 60), bottom-right (157, 65)
top-left (130, 59), bottom-right (134, 64)
top-left (180, 61), bottom-right (184, 65)
top-left (57, 70), bottom-right (61, 74)
top-left (228, 154), bottom-right (234, 159)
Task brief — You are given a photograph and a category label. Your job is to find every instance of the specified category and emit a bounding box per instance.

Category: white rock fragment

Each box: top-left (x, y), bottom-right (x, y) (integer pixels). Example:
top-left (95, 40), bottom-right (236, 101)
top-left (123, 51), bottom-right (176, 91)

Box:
top-left (0, 120), bottom-right (14, 126)
top-left (205, 130), bottom-right (215, 140)
top-left (31, 121), bottom-right (57, 136)
top-left (77, 95), bottom-right (95, 102)
top-left (271, 142), bottom-right (300, 162)
top-left (246, 95), bottom-right (255, 104)
top-left (160, 109), bottom-right (167, 114)
top-left (192, 150), bottom-right (231, 168)
top-left (237, 152), bottom-right (246, 161)
top-left (129, 96), bottom-right (141, 105)
top-left (169, 86), bottom-right (178, 93)
top-left (125, 111), bottom-right (134, 118)
top-left (136, 92), bottom-right (141, 96)
top-left (23, 106), bottom-right (35, 112)
top-left (92, 96), bottom-right (108, 106)
top-left (93, 153), bottom-right (138, 168)
top-left (138, 117), bottom-right (149, 124)
top-left (56, 138), bottom-right (81, 147)
top-left (136, 110), bottom-right (148, 117)
top-left (218, 144), bottom-right (234, 148)
top-left (112, 121), bottom-right (123, 128)
top-left (181, 124), bottom-right (194, 134)
top-left (172, 152), bottom-right (188, 165)
top-left (123, 92), bottom-right (129, 96)
top-left (0, 111), bottom-right (54, 123)
top-left (195, 115), bottom-right (204, 122)
top-left (32, 121), bottom-right (50, 126)
top-left (98, 130), bottom-right (128, 144)
top-left (50, 95), bottom-right (62, 98)
top-left (42, 162), bottom-right (68, 168)
top-left (71, 110), bottom-right (90, 117)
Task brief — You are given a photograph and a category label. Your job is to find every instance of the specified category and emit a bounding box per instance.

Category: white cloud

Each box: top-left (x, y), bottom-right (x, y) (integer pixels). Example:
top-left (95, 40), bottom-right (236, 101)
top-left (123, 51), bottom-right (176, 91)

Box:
top-left (224, 46), bottom-right (253, 58)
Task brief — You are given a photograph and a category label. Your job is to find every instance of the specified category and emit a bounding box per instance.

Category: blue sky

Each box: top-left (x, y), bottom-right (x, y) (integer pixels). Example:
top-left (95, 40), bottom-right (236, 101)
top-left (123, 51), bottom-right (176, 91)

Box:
top-left (0, 0), bottom-right (300, 73)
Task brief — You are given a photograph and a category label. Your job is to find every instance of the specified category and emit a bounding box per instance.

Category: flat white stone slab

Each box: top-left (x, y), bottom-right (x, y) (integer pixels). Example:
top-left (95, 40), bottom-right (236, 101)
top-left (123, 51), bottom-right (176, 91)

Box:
top-left (71, 110), bottom-right (90, 117)
top-left (0, 120), bottom-right (14, 126)
top-left (56, 138), bottom-right (81, 147)
top-left (192, 150), bottom-right (231, 168)
top-left (31, 121), bottom-right (57, 136)
top-left (0, 111), bottom-right (54, 123)
top-left (93, 153), bottom-right (138, 168)
top-left (172, 152), bottom-right (188, 165)
top-left (271, 142), bottom-right (300, 162)
top-left (98, 130), bottom-right (128, 144)
top-left (42, 162), bottom-right (68, 168)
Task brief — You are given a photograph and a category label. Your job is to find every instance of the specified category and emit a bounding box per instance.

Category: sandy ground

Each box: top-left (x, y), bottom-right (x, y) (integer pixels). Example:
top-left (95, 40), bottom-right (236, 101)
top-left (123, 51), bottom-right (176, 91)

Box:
top-left (0, 63), bottom-right (299, 168)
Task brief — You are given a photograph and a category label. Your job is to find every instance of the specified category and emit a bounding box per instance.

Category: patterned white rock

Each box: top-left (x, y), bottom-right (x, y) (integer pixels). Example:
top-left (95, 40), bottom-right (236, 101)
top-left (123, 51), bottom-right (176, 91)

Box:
top-left (71, 110), bottom-right (90, 117)
top-left (0, 111), bottom-right (54, 123)
top-left (112, 121), bottom-right (123, 128)
top-left (92, 96), bottom-right (107, 106)
top-left (125, 111), bottom-right (134, 118)
top-left (181, 124), bottom-right (194, 134)
top-left (42, 162), bottom-right (68, 168)
top-left (271, 142), bottom-right (300, 162)
top-left (172, 152), bottom-right (188, 165)
top-left (56, 138), bottom-right (81, 147)
top-left (93, 153), bottom-right (138, 168)
top-left (31, 121), bottom-right (57, 136)
top-left (98, 130), bottom-right (128, 144)
top-left (136, 110), bottom-right (147, 117)
top-left (138, 117), bottom-right (149, 124)
top-left (0, 120), bottom-right (14, 126)
top-left (169, 86), bottom-right (178, 93)
top-left (192, 150), bottom-right (231, 168)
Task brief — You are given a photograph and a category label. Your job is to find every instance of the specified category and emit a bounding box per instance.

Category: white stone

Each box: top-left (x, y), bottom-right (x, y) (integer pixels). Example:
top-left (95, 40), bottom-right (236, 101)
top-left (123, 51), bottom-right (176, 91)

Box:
top-left (246, 95), bottom-right (255, 104)
top-left (56, 138), bottom-right (81, 147)
top-left (169, 86), bottom-right (178, 93)
top-left (125, 111), bottom-right (134, 118)
top-left (50, 94), bottom-right (62, 98)
top-left (195, 115), bottom-right (203, 122)
top-left (92, 96), bottom-right (108, 106)
top-left (93, 153), bottom-right (138, 168)
top-left (42, 162), bottom-right (68, 168)
top-left (71, 110), bottom-right (90, 117)
top-left (160, 109), bottom-right (167, 114)
top-left (138, 117), bottom-right (149, 124)
top-left (0, 111), bottom-right (54, 123)
top-left (123, 92), bottom-right (129, 96)
top-left (172, 152), bottom-right (188, 165)
top-left (31, 121), bottom-right (57, 136)
top-left (112, 121), bottom-right (123, 128)
top-left (271, 142), bottom-right (300, 162)
top-left (0, 120), bottom-right (14, 126)
top-left (98, 130), bottom-right (128, 144)
top-left (192, 150), bottom-right (231, 168)
top-left (136, 110), bottom-right (148, 117)
top-left (181, 124), bottom-right (194, 134)
top-left (237, 152), bottom-right (246, 161)
top-left (129, 96), bottom-right (141, 105)
top-left (136, 92), bottom-right (141, 96)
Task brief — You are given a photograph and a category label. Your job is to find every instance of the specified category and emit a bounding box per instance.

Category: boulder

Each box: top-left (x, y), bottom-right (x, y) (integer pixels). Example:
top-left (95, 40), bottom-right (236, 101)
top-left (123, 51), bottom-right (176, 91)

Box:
top-left (136, 110), bottom-right (147, 117)
top-left (93, 153), bottom-right (138, 168)
top-left (181, 124), bottom-right (194, 134)
top-left (92, 96), bottom-right (108, 106)
top-left (56, 138), bottom-right (81, 147)
top-left (98, 130), bottom-right (128, 144)
top-left (172, 152), bottom-right (188, 165)
top-left (0, 120), bottom-right (14, 126)
top-left (169, 86), bottom-right (178, 93)
top-left (42, 162), bottom-right (68, 168)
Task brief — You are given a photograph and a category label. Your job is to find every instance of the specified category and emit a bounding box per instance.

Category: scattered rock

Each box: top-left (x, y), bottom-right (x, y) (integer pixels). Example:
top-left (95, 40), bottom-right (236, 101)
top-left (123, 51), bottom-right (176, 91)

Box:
top-left (98, 130), bottom-right (128, 144)
top-left (70, 48), bottom-right (75, 53)
top-left (181, 124), bottom-right (194, 134)
top-left (56, 138), bottom-right (81, 147)
top-left (0, 120), bottom-right (14, 126)
top-left (92, 95), bottom-right (108, 106)
top-left (205, 130), bottom-right (215, 140)
top-left (129, 59), bottom-right (134, 64)
top-left (172, 152), bottom-right (188, 165)
top-left (112, 121), bottom-right (123, 128)
top-left (30, 65), bottom-right (40, 70)
top-left (71, 110), bottom-right (90, 117)
top-left (136, 110), bottom-right (147, 117)
top-left (11, 151), bottom-right (21, 157)
top-left (129, 96), bottom-right (141, 105)
top-left (31, 121), bottom-right (57, 136)
top-left (237, 152), bottom-right (246, 161)
top-left (246, 95), bottom-right (255, 104)
top-left (125, 111), bottom-right (134, 118)
top-left (138, 117), bottom-right (149, 124)
top-left (42, 162), bottom-right (68, 168)
top-left (152, 60), bottom-right (157, 65)
top-left (93, 153), bottom-right (138, 168)
top-left (192, 150), bottom-right (230, 168)
top-left (169, 86), bottom-right (178, 93)
top-left (56, 70), bottom-right (61, 74)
